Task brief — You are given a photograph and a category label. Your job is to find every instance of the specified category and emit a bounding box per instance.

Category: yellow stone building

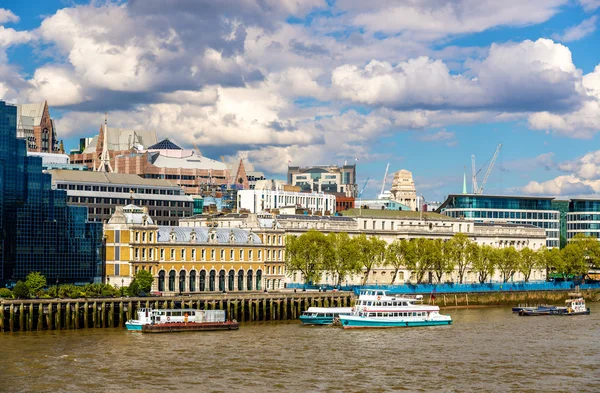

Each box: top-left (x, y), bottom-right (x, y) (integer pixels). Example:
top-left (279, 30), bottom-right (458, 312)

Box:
top-left (104, 205), bottom-right (286, 293)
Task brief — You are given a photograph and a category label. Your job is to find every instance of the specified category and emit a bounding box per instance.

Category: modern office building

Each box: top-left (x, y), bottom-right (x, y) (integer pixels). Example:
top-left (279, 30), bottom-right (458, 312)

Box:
top-left (237, 189), bottom-right (337, 215)
top-left (48, 169), bottom-right (194, 226)
top-left (16, 101), bottom-right (63, 153)
top-left (287, 164), bottom-right (357, 197)
top-left (104, 205), bottom-right (285, 292)
top-left (0, 101), bottom-right (102, 286)
top-left (437, 194), bottom-right (562, 248)
top-left (566, 199), bottom-right (600, 241)
top-left (28, 152), bottom-right (87, 171)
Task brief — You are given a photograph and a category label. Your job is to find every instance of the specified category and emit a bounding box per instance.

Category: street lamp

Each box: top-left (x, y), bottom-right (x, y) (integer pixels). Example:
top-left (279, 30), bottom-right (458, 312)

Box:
top-left (56, 277), bottom-right (59, 299)
top-left (121, 278), bottom-right (124, 296)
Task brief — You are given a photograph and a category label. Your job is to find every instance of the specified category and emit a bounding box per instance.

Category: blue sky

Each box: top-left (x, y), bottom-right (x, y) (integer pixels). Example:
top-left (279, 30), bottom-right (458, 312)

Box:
top-left (1, 0), bottom-right (600, 201)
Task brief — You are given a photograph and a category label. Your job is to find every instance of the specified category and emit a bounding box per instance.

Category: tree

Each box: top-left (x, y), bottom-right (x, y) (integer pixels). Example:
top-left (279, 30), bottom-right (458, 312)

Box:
top-left (324, 233), bottom-right (361, 286)
top-left (566, 234), bottom-right (600, 275)
top-left (470, 244), bottom-right (496, 284)
top-left (25, 272), bottom-right (47, 297)
top-left (355, 235), bottom-right (387, 285)
top-left (0, 288), bottom-right (13, 298)
top-left (134, 269), bottom-right (154, 294)
top-left (285, 230), bottom-right (330, 285)
top-left (12, 281), bottom-right (30, 299)
top-left (405, 238), bottom-right (436, 283)
top-left (386, 239), bottom-right (414, 284)
top-left (538, 247), bottom-right (563, 279)
top-left (447, 233), bottom-right (471, 283)
top-left (427, 239), bottom-right (446, 283)
top-left (561, 243), bottom-right (588, 278)
top-left (497, 247), bottom-right (520, 282)
top-left (435, 240), bottom-right (456, 283)
top-left (518, 248), bottom-right (539, 282)
top-left (126, 280), bottom-right (140, 297)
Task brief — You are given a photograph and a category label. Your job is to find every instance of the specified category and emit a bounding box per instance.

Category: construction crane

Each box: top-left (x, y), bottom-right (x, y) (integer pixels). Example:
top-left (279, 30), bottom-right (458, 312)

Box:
top-left (380, 163), bottom-right (390, 196)
top-left (471, 143), bottom-right (502, 194)
top-left (358, 177), bottom-right (370, 198)
top-left (192, 142), bottom-right (202, 156)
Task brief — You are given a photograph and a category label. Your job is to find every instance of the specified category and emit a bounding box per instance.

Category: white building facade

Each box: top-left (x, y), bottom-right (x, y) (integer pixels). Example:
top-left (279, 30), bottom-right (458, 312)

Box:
top-left (237, 189), bottom-right (337, 215)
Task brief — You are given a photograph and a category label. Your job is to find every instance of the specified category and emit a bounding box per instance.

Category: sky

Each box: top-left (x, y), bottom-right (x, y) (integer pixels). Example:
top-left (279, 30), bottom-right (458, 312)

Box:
top-left (1, 0), bottom-right (600, 201)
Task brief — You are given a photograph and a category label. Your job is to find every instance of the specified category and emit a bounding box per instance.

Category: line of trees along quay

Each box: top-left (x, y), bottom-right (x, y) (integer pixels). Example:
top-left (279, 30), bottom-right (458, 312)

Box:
top-left (285, 231), bottom-right (600, 285)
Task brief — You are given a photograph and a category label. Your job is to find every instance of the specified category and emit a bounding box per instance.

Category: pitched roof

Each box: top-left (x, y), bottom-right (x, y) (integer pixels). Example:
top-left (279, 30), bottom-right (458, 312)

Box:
top-left (47, 169), bottom-right (180, 187)
top-left (82, 127), bottom-right (158, 153)
top-left (148, 138), bottom-right (182, 150)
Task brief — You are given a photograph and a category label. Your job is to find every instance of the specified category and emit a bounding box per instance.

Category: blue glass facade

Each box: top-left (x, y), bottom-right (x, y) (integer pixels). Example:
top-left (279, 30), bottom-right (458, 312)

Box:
top-left (442, 195), bottom-right (554, 210)
top-left (0, 101), bottom-right (103, 285)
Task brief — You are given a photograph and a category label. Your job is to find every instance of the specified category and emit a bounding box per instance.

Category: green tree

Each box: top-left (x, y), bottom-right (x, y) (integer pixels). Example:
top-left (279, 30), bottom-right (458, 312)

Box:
top-left (0, 288), bottom-right (13, 298)
top-left (126, 280), bottom-right (141, 297)
top-left (518, 247), bottom-right (540, 282)
top-left (385, 239), bottom-right (414, 284)
top-left (133, 269), bottom-right (154, 294)
top-left (447, 233), bottom-right (471, 283)
top-left (538, 247), bottom-right (564, 279)
top-left (25, 272), bottom-right (47, 297)
top-left (567, 234), bottom-right (600, 274)
top-left (435, 240), bottom-right (457, 283)
top-left (468, 244), bottom-right (495, 284)
top-left (561, 243), bottom-right (589, 278)
top-left (285, 230), bottom-right (330, 285)
top-left (324, 233), bottom-right (361, 286)
top-left (12, 281), bottom-right (30, 299)
top-left (355, 235), bottom-right (387, 285)
top-left (427, 239), bottom-right (446, 283)
top-left (405, 238), bottom-right (436, 283)
top-left (497, 247), bottom-right (520, 282)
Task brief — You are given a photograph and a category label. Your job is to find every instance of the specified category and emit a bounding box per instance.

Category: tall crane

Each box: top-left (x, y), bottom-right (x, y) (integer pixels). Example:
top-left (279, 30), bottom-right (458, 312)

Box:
top-left (358, 177), bottom-right (370, 198)
top-left (471, 143), bottom-right (502, 194)
top-left (380, 163), bottom-right (390, 196)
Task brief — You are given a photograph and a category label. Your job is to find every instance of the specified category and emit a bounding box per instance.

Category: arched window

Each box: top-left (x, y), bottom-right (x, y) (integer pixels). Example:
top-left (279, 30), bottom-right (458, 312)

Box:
top-left (237, 269), bottom-right (244, 291)
top-left (199, 271), bottom-right (206, 291)
top-left (179, 270), bottom-right (186, 293)
top-left (158, 270), bottom-right (165, 292)
top-left (219, 270), bottom-right (225, 292)
top-left (209, 270), bottom-right (216, 291)
top-left (189, 270), bottom-right (196, 292)
top-left (256, 270), bottom-right (262, 291)
top-left (228, 270), bottom-right (235, 291)
top-left (247, 270), bottom-right (253, 292)
top-left (168, 270), bottom-right (176, 292)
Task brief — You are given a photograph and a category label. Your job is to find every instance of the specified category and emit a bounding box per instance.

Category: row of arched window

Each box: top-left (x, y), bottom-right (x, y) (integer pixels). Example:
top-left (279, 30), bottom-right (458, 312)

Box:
top-left (157, 269), bottom-right (262, 292)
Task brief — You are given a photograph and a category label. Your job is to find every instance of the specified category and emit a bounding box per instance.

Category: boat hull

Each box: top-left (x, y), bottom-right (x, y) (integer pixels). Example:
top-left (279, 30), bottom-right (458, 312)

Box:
top-left (339, 316), bottom-right (452, 329)
top-left (141, 321), bottom-right (240, 333)
top-left (299, 316), bottom-right (336, 325)
top-left (125, 321), bottom-right (143, 331)
top-left (519, 309), bottom-right (591, 316)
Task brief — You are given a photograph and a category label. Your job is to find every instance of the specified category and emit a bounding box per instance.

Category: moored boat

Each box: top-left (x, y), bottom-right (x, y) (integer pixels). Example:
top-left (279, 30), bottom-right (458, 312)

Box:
top-left (339, 290), bottom-right (452, 329)
top-left (125, 308), bottom-right (239, 332)
top-left (518, 293), bottom-right (590, 316)
top-left (299, 307), bottom-right (353, 325)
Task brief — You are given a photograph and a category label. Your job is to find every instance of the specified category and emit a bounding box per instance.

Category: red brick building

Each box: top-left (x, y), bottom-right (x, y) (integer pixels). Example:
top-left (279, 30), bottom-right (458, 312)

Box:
top-left (17, 101), bottom-right (63, 153)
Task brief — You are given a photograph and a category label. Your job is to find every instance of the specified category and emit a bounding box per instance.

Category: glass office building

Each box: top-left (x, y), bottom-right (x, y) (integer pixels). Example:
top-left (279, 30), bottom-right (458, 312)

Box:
top-left (567, 199), bottom-right (600, 241)
top-left (0, 101), bottom-right (103, 286)
top-left (438, 194), bottom-right (561, 248)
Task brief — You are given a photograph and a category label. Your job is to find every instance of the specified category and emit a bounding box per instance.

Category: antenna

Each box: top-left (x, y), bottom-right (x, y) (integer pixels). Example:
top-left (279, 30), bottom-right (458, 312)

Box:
top-left (380, 163), bottom-right (390, 196)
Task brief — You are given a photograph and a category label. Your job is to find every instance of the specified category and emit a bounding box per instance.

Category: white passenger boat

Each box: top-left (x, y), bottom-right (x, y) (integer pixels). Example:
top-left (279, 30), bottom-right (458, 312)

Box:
top-left (299, 307), bottom-right (353, 325)
top-left (339, 290), bottom-right (452, 329)
top-left (125, 308), bottom-right (239, 332)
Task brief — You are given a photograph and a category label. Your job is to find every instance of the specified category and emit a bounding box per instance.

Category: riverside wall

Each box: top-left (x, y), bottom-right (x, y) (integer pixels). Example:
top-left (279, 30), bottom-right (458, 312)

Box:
top-left (1, 289), bottom-right (598, 333)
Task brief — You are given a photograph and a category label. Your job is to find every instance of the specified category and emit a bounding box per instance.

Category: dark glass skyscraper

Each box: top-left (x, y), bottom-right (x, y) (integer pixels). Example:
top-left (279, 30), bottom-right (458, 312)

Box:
top-left (0, 101), bottom-right (103, 286)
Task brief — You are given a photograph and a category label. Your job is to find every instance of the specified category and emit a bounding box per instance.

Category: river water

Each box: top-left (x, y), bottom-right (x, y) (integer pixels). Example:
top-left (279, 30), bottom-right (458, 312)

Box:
top-left (1, 304), bottom-right (599, 393)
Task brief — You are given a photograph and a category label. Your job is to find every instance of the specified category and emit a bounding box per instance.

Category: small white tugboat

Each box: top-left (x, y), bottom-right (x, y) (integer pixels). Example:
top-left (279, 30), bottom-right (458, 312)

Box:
top-left (518, 293), bottom-right (591, 316)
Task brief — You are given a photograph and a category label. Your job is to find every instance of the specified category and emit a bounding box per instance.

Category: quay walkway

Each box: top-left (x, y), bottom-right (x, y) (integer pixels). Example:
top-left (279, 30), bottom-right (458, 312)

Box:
top-left (0, 291), bottom-right (353, 333)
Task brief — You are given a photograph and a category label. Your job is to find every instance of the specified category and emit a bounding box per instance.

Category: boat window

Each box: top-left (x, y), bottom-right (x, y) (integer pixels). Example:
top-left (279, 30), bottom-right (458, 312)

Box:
top-left (367, 301), bottom-right (372, 306)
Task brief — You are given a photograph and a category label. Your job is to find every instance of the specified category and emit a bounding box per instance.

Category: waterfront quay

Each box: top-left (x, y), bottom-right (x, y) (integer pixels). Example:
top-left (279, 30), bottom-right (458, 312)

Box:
top-left (0, 291), bottom-right (352, 333)
top-left (2, 288), bottom-right (598, 333)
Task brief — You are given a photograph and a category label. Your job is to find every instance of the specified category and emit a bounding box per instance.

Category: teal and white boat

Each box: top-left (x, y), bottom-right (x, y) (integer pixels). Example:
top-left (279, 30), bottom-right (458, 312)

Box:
top-left (299, 307), bottom-right (353, 325)
top-left (339, 290), bottom-right (452, 329)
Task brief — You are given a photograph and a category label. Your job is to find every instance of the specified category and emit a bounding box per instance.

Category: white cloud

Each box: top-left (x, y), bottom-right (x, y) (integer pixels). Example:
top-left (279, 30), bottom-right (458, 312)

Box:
top-left (0, 9), bottom-right (18, 24)
top-left (553, 16), bottom-right (597, 42)
top-left (579, 0), bottom-right (600, 12)
top-left (332, 39), bottom-right (582, 112)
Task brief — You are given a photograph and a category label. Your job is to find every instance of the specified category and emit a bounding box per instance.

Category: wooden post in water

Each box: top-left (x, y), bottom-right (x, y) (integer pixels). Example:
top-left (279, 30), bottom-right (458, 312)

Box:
top-left (262, 299), bottom-right (267, 321)
top-left (74, 303), bottom-right (79, 329)
top-left (19, 303), bottom-right (25, 332)
top-left (0, 304), bottom-right (4, 332)
top-left (9, 303), bottom-right (14, 332)
top-left (101, 302), bottom-right (106, 328)
top-left (83, 302), bottom-right (88, 328)
top-left (56, 303), bottom-right (62, 330)
top-left (29, 304), bottom-right (34, 331)
top-left (119, 301), bottom-right (124, 327)
top-left (248, 299), bottom-right (253, 322)
top-left (128, 301), bottom-right (133, 321)
top-left (466, 294), bottom-right (469, 306)
top-left (47, 304), bottom-right (53, 330)
top-left (240, 299), bottom-right (245, 322)
top-left (454, 295), bottom-right (458, 307)
top-left (37, 304), bottom-right (43, 331)
top-left (66, 303), bottom-right (71, 330)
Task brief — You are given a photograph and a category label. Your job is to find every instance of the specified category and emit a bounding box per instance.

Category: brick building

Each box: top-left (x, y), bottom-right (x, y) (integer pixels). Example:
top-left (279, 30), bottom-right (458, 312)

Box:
top-left (17, 101), bottom-right (63, 153)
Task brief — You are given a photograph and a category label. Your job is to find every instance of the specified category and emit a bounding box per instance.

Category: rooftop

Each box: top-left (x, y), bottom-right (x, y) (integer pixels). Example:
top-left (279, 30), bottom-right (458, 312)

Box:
top-left (340, 208), bottom-right (455, 221)
top-left (147, 138), bottom-right (182, 150)
top-left (48, 169), bottom-right (180, 188)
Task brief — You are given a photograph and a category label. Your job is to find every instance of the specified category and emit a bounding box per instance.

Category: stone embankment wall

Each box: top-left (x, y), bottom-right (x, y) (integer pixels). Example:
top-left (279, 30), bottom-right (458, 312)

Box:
top-left (433, 289), bottom-right (600, 308)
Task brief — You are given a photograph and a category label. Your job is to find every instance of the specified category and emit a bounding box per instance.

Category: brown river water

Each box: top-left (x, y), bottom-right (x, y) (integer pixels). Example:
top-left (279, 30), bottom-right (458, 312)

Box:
top-left (1, 304), bottom-right (599, 393)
